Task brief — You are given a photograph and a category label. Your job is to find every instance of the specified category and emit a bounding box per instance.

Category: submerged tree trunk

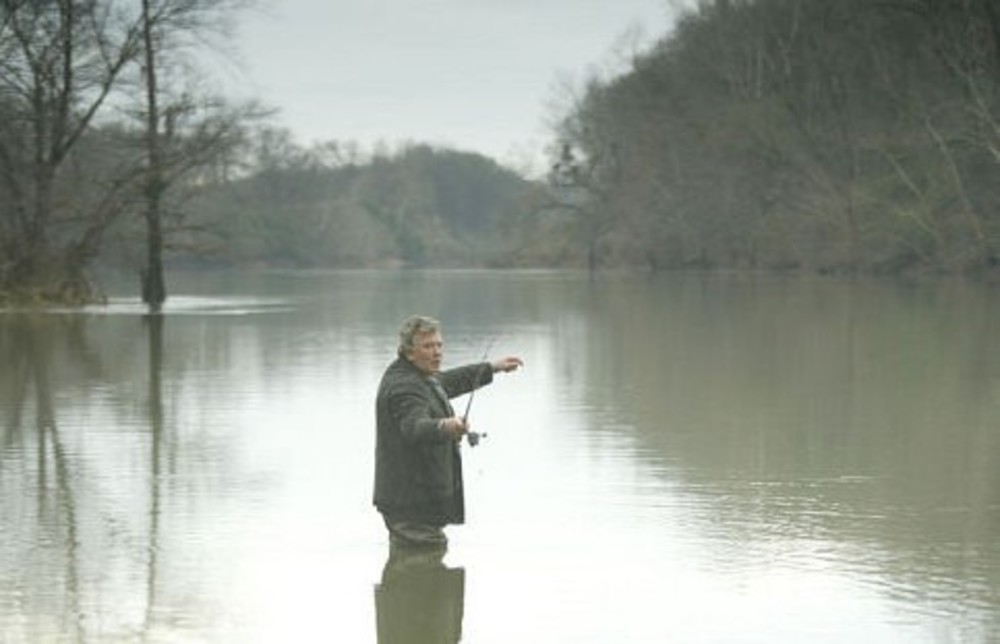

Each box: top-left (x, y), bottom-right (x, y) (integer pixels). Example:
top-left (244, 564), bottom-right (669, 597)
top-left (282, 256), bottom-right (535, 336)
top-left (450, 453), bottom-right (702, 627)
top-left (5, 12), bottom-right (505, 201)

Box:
top-left (141, 0), bottom-right (166, 312)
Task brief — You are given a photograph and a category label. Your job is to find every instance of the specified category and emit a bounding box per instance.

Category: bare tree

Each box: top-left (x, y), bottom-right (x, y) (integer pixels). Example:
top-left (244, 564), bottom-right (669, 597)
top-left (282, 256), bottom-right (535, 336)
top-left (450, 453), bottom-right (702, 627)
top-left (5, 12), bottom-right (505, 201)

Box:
top-left (544, 73), bottom-right (626, 272)
top-left (0, 0), bottom-right (261, 304)
top-left (0, 0), bottom-right (142, 301)
top-left (140, 0), bottom-right (166, 309)
top-left (134, 0), bottom-right (261, 311)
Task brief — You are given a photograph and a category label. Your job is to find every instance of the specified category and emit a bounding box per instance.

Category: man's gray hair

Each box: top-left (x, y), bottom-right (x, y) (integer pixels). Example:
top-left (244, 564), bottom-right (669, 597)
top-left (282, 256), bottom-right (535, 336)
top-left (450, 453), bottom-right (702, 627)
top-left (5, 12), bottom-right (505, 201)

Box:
top-left (397, 315), bottom-right (441, 356)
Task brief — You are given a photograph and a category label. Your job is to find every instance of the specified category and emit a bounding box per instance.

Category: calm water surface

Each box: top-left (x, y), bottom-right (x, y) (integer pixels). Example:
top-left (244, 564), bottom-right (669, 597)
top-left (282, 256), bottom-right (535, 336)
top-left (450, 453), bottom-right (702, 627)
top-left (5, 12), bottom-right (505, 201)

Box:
top-left (0, 270), bottom-right (998, 643)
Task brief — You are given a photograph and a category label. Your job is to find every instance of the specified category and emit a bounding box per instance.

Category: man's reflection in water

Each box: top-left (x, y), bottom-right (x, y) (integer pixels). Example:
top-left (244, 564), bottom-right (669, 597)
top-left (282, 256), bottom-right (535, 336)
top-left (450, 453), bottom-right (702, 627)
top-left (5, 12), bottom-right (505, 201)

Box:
top-left (375, 544), bottom-right (465, 644)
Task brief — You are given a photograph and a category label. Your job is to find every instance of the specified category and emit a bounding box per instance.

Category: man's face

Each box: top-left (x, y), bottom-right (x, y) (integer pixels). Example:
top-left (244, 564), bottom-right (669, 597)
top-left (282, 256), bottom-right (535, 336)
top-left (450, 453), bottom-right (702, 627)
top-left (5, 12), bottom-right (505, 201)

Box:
top-left (406, 330), bottom-right (443, 375)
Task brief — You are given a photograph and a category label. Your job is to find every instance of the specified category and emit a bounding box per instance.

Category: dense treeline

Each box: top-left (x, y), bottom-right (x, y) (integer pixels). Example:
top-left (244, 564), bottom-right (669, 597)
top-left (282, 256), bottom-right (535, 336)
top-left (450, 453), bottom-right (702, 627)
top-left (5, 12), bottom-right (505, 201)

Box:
top-left (174, 138), bottom-right (535, 268)
top-left (4, 0), bottom-right (1000, 306)
top-left (543, 0), bottom-right (1000, 273)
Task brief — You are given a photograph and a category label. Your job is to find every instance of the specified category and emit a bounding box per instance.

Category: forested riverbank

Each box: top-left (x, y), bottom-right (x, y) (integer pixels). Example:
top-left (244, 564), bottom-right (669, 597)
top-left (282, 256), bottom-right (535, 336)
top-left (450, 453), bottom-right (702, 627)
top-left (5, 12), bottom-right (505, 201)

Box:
top-left (542, 0), bottom-right (1000, 274)
top-left (3, 0), bottom-right (999, 305)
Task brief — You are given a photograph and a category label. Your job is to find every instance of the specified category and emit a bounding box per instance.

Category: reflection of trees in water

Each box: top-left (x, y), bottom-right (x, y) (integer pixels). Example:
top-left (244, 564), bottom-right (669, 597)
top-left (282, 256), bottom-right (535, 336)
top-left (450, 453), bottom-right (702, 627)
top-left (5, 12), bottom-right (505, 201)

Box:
top-left (0, 316), bottom-right (86, 641)
top-left (556, 276), bottom-right (1000, 625)
top-left (143, 314), bottom-right (165, 635)
top-left (0, 314), bottom-right (179, 641)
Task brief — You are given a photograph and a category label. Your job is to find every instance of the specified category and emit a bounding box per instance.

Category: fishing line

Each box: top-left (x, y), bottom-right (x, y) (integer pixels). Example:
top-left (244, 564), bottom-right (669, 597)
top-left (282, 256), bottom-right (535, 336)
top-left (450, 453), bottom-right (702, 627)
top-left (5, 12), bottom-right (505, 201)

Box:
top-left (463, 336), bottom-right (496, 446)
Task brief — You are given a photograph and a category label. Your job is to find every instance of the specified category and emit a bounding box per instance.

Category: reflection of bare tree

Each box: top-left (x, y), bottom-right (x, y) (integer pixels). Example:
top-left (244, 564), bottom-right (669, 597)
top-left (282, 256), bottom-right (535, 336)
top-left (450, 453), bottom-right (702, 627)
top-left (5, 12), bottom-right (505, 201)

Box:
top-left (0, 316), bottom-right (86, 641)
top-left (0, 304), bottom-right (268, 641)
top-left (0, 314), bottom-right (169, 642)
top-left (1, 318), bottom-right (31, 450)
top-left (143, 313), bottom-right (165, 638)
top-left (47, 419), bottom-right (84, 643)
top-left (0, 297), bottom-right (286, 640)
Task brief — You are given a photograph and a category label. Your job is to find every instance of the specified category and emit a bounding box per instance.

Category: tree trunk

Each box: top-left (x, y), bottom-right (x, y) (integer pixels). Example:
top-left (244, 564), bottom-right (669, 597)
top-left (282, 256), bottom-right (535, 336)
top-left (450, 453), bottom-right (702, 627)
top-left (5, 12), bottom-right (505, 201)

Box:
top-left (141, 0), bottom-right (166, 311)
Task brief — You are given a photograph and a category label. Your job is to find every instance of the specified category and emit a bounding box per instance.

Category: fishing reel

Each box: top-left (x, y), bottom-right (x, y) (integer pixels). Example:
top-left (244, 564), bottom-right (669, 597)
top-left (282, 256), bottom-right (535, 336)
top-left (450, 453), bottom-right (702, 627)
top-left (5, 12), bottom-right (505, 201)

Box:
top-left (467, 431), bottom-right (487, 447)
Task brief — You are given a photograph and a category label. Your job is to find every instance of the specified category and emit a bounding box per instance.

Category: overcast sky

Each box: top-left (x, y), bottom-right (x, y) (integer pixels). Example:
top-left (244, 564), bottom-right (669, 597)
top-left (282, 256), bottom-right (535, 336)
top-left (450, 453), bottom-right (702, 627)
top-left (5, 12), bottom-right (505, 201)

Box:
top-left (231, 0), bottom-right (686, 172)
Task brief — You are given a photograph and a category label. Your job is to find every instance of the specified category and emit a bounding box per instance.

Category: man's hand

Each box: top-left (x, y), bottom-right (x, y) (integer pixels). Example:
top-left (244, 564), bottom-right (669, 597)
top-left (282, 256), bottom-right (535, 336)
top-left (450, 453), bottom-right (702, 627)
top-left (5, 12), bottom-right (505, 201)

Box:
top-left (439, 416), bottom-right (469, 439)
top-left (491, 356), bottom-right (524, 373)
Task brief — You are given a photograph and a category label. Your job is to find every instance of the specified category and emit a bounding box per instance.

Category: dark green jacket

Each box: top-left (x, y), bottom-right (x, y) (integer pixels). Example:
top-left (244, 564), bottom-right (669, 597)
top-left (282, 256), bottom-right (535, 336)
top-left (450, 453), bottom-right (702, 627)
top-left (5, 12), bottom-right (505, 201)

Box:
top-left (373, 357), bottom-right (493, 525)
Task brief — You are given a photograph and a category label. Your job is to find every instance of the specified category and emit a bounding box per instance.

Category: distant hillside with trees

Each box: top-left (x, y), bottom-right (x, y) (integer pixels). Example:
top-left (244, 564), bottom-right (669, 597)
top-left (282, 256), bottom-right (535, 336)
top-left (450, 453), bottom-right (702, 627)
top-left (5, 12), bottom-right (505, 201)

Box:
top-left (171, 138), bottom-right (538, 269)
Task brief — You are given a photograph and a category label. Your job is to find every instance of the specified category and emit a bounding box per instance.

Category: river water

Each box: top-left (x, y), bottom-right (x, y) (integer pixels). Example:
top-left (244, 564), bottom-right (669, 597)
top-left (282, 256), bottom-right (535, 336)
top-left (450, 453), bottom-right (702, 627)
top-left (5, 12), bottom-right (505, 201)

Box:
top-left (0, 270), bottom-right (997, 643)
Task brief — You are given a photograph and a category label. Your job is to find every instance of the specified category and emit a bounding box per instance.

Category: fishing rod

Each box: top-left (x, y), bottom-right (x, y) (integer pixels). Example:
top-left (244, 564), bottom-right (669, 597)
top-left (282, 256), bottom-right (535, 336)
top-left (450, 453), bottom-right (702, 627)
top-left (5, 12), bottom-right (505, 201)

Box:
top-left (463, 337), bottom-right (495, 447)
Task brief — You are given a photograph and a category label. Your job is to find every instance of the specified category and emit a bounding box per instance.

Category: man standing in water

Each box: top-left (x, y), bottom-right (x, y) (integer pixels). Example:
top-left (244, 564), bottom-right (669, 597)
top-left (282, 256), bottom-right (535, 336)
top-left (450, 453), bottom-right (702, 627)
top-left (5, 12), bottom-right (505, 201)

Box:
top-left (374, 315), bottom-right (523, 548)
